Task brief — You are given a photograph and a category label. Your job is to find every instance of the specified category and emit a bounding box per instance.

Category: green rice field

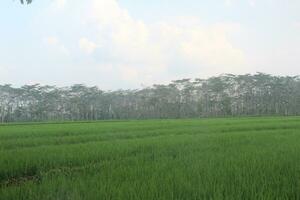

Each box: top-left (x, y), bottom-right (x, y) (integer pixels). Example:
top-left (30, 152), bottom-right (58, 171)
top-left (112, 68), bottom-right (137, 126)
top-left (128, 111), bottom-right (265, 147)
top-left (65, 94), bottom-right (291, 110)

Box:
top-left (1, 117), bottom-right (300, 199)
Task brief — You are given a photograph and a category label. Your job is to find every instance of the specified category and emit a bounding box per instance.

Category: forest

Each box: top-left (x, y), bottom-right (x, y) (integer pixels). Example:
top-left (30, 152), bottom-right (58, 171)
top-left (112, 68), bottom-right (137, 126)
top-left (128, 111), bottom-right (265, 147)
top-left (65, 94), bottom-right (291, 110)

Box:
top-left (0, 73), bottom-right (299, 123)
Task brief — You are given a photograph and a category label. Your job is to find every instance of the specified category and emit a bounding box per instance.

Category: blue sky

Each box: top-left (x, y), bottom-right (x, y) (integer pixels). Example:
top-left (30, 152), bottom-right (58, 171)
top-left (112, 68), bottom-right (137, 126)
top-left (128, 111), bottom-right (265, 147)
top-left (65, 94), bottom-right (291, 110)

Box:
top-left (0, 0), bottom-right (300, 89)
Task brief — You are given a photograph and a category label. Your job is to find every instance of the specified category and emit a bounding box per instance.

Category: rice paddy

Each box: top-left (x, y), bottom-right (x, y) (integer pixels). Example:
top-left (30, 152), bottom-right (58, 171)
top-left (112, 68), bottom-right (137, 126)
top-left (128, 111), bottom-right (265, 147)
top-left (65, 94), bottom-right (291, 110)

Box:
top-left (1, 117), bottom-right (300, 199)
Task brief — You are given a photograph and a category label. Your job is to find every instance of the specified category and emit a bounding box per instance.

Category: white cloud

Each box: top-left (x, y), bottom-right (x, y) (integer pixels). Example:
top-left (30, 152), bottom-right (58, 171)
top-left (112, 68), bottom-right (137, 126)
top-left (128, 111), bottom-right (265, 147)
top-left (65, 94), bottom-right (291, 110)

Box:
top-left (43, 36), bottom-right (69, 56)
top-left (35, 0), bottom-right (246, 87)
top-left (82, 0), bottom-right (245, 83)
top-left (154, 22), bottom-right (244, 68)
top-left (180, 28), bottom-right (244, 67)
top-left (79, 38), bottom-right (97, 54)
top-left (120, 66), bottom-right (139, 81)
top-left (225, 0), bottom-right (256, 7)
top-left (58, 45), bottom-right (70, 56)
top-left (44, 36), bottom-right (59, 46)
top-left (53, 0), bottom-right (67, 10)
top-left (294, 21), bottom-right (300, 29)
top-left (249, 0), bottom-right (256, 7)
top-left (225, 0), bottom-right (233, 6)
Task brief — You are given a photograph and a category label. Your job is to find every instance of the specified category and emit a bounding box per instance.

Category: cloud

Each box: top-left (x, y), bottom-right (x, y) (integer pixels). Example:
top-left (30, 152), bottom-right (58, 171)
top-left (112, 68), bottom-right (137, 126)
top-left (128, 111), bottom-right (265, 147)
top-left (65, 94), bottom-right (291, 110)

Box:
top-left (44, 36), bottom-right (59, 46)
top-left (35, 0), bottom-right (245, 88)
top-left (154, 21), bottom-right (244, 68)
top-left (43, 36), bottom-right (69, 56)
top-left (79, 38), bottom-right (97, 54)
top-left (120, 66), bottom-right (139, 81)
top-left (53, 0), bottom-right (67, 10)
top-left (249, 0), bottom-right (256, 7)
top-left (225, 0), bottom-right (256, 7)
top-left (294, 21), bottom-right (300, 29)
top-left (81, 0), bottom-right (245, 82)
top-left (225, 0), bottom-right (233, 6)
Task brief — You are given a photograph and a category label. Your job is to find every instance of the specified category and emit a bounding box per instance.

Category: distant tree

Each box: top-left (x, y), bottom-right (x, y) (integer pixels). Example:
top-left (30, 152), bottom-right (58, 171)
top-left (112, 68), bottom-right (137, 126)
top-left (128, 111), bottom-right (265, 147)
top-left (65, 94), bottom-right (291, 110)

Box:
top-left (0, 73), bottom-right (299, 123)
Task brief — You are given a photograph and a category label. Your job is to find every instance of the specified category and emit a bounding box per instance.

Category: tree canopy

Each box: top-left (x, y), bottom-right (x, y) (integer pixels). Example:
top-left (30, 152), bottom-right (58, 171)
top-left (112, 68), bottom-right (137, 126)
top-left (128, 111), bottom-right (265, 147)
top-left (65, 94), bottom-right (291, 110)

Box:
top-left (0, 73), bottom-right (299, 123)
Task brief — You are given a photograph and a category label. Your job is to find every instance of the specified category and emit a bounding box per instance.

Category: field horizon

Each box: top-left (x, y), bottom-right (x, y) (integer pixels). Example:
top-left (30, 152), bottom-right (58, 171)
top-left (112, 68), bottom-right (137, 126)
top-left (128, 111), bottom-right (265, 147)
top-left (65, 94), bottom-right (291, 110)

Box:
top-left (1, 115), bottom-right (299, 126)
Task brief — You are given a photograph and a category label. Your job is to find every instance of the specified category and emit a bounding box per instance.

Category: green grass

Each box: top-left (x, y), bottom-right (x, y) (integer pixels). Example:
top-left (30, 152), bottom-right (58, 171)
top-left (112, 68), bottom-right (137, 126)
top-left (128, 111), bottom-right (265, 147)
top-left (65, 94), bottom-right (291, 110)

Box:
top-left (0, 117), bottom-right (300, 200)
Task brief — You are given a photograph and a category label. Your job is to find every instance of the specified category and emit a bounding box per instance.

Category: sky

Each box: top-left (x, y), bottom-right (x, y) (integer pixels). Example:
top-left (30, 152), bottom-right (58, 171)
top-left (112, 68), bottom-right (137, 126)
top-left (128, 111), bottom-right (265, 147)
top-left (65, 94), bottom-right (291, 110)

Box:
top-left (0, 0), bottom-right (300, 89)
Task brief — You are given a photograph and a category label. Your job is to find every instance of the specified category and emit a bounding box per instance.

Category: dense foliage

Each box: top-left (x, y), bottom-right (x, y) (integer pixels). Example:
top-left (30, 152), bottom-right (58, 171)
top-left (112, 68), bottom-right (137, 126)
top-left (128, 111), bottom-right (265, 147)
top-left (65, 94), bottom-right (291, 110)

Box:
top-left (1, 117), bottom-right (300, 199)
top-left (0, 73), bottom-right (299, 123)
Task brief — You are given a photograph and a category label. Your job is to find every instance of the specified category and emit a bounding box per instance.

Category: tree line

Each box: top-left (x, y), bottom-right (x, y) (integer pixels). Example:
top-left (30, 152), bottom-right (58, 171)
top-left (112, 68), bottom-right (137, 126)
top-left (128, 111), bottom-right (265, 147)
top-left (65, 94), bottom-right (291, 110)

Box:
top-left (0, 73), bottom-right (299, 123)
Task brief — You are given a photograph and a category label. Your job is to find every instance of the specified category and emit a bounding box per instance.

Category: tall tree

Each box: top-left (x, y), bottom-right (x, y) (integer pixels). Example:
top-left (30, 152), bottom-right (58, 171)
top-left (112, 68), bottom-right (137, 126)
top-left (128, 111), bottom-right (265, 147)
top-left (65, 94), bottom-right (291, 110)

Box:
top-left (0, 73), bottom-right (299, 123)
